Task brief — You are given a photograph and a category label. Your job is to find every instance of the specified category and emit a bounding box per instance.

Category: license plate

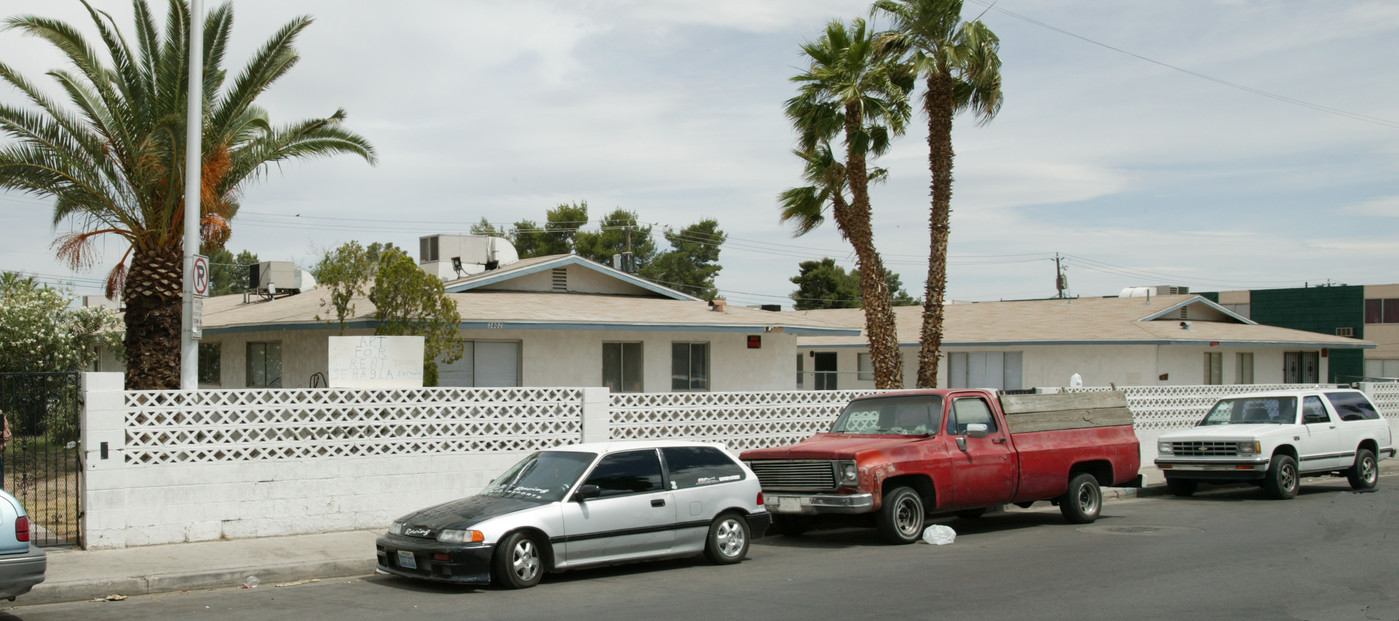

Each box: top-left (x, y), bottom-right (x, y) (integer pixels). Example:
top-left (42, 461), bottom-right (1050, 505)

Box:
top-left (397, 550), bottom-right (417, 570)
top-left (777, 497), bottom-right (802, 513)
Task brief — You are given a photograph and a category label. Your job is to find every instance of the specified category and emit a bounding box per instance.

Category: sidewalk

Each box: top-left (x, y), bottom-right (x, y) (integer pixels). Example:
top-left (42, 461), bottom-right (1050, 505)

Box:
top-left (9, 463), bottom-right (1390, 607)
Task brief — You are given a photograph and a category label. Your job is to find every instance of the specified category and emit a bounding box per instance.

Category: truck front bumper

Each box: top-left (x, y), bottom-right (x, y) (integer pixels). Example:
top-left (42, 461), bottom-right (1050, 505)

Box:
top-left (763, 493), bottom-right (874, 515)
top-left (1155, 456), bottom-right (1270, 481)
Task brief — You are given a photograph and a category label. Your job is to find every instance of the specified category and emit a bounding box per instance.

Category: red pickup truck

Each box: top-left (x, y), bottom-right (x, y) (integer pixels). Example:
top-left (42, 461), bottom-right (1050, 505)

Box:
top-left (739, 389), bottom-right (1141, 544)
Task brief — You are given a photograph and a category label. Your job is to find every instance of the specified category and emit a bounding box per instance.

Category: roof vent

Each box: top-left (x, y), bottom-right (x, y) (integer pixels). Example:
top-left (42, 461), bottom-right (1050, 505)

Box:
top-left (552, 268), bottom-right (567, 292)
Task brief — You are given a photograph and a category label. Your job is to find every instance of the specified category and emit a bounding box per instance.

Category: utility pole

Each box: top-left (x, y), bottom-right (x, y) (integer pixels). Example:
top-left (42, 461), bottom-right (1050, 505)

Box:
top-left (180, 0), bottom-right (204, 390)
top-left (1054, 253), bottom-right (1067, 299)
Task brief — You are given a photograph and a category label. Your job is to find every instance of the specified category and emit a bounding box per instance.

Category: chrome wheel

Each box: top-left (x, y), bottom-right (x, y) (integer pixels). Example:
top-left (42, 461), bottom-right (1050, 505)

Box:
top-left (510, 538), bottom-right (540, 582)
top-left (713, 517), bottom-right (745, 559)
top-left (893, 495), bottom-right (923, 538)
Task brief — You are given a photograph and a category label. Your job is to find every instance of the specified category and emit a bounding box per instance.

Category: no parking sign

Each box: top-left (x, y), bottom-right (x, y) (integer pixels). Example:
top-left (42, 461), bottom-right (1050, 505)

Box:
top-left (192, 254), bottom-right (210, 298)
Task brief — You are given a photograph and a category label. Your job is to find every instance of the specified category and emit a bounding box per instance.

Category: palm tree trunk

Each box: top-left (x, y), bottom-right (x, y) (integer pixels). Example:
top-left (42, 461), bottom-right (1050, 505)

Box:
top-left (839, 104), bottom-right (903, 389)
top-left (917, 73), bottom-right (956, 388)
top-left (121, 247), bottom-right (184, 390)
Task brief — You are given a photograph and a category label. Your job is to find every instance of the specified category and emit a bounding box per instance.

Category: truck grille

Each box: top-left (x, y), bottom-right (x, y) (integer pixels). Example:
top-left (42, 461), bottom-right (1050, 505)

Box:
top-left (748, 460), bottom-right (837, 492)
top-left (1169, 441), bottom-right (1238, 457)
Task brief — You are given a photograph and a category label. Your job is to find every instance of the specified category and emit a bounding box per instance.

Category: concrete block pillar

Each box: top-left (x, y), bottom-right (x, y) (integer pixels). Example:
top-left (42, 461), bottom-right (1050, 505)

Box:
top-left (80, 372), bottom-right (129, 549)
top-left (580, 387), bottom-right (611, 443)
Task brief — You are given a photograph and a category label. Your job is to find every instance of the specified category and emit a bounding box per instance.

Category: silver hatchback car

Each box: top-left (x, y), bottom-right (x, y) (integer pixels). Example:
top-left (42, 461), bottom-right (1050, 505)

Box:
top-left (376, 440), bottom-right (771, 589)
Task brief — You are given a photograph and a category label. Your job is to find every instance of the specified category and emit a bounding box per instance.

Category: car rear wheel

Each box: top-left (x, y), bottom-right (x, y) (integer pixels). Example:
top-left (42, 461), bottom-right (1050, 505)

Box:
top-left (1059, 473), bottom-right (1101, 524)
top-left (876, 486), bottom-right (924, 545)
top-left (704, 513), bottom-right (750, 564)
top-left (1166, 477), bottom-right (1198, 497)
top-left (1346, 448), bottom-right (1378, 491)
top-left (1264, 454), bottom-right (1299, 500)
top-left (493, 531), bottom-right (544, 589)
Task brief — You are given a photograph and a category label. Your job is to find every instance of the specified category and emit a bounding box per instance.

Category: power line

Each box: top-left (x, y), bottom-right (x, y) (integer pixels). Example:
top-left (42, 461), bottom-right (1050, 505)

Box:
top-left (967, 0), bottom-right (1399, 130)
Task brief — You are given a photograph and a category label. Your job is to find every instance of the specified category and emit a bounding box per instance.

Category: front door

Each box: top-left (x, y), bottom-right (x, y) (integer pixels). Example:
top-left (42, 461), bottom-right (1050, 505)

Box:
top-left (1285, 352), bottom-right (1320, 384)
top-left (944, 395), bottom-right (1017, 507)
top-left (560, 449), bottom-right (675, 566)
top-left (813, 353), bottom-right (838, 391)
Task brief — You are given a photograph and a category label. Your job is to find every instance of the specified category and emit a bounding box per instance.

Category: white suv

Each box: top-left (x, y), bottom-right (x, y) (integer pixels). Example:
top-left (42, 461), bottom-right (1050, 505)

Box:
top-left (1155, 389), bottom-right (1395, 499)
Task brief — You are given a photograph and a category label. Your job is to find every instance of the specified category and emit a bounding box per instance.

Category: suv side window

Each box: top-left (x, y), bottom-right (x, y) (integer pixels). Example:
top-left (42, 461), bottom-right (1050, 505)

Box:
top-left (1324, 392), bottom-right (1381, 421)
top-left (1302, 396), bottom-right (1331, 424)
top-left (947, 398), bottom-right (998, 435)
top-left (584, 450), bottom-right (664, 498)
top-left (661, 446), bottom-right (744, 490)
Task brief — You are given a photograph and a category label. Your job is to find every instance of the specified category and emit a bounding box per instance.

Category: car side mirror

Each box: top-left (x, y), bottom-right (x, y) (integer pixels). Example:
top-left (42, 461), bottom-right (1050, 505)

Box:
top-left (573, 484), bottom-right (601, 502)
top-left (965, 423), bottom-right (990, 439)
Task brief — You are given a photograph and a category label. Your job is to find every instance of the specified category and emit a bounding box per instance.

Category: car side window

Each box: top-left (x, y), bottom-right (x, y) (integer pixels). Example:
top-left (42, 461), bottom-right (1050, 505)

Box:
top-left (947, 398), bottom-right (997, 435)
top-left (661, 446), bottom-right (744, 490)
top-left (1324, 392), bottom-right (1381, 421)
top-left (1302, 396), bottom-right (1331, 424)
top-left (584, 450), bottom-right (664, 498)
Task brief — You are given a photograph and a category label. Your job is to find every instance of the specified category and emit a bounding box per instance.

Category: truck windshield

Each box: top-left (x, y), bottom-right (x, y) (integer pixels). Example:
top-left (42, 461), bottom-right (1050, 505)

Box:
top-left (831, 396), bottom-right (942, 435)
top-left (1198, 397), bottom-right (1297, 426)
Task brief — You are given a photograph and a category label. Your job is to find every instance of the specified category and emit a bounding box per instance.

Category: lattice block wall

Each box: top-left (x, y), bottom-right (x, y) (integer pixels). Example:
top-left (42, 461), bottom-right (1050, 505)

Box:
top-left (123, 387), bottom-right (584, 465)
top-left (1070, 384), bottom-right (1335, 432)
top-left (609, 390), bottom-right (877, 452)
top-left (1361, 382), bottom-right (1399, 422)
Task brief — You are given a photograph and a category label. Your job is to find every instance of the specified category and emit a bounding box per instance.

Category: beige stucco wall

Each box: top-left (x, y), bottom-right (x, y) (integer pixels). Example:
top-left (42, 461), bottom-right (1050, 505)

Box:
top-left (1365, 285), bottom-right (1399, 364)
top-left (800, 344), bottom-right (1318, 390)
top-left (196, 327), bottom-right (795, 392)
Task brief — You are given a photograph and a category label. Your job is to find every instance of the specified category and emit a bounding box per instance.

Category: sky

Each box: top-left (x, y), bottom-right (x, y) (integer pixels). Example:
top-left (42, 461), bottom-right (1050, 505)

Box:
top-left (1, 0), bottom-right (1397, 308)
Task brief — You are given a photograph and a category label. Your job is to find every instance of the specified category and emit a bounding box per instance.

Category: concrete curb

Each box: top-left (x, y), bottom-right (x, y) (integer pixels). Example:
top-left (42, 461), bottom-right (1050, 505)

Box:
top-left (21, 558), bottom-right (376, 607)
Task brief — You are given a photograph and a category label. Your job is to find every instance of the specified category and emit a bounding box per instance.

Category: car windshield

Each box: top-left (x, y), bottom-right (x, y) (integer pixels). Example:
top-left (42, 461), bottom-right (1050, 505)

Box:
top-left (830, 395), bottom-right (942, 435)
top-left (481, 451), bottom-right (595, 502)
top-left (1199, 397), bottom-right (1297, 426)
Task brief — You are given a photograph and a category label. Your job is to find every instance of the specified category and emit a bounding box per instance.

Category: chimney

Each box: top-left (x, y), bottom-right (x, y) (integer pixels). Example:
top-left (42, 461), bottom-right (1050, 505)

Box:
top-left (710, 299), bottom-right (727, 313)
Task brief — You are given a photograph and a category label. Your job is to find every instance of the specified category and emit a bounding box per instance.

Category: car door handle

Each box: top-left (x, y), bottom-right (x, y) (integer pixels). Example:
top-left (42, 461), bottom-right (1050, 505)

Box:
top-left (651, 499), bottom-right (666, 507)
top-left (991, 437), bottom-right (1007, 444)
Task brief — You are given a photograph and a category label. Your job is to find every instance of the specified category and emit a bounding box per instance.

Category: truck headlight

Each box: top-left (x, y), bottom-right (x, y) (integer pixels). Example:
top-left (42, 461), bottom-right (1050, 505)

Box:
top-left (437, 529), bottom-right (485, 544)
top-left (1158, 441), bottom-right (1173, 455)
top-left (838, 461), bottom-right (858, 486)
top-left (1237, 441), bottom-right (1260, 455)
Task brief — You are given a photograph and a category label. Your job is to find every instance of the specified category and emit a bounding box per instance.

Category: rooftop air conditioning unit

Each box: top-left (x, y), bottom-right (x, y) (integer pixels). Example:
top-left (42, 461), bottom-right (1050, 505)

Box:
top-left (248, 261), bottom-right (314, 299)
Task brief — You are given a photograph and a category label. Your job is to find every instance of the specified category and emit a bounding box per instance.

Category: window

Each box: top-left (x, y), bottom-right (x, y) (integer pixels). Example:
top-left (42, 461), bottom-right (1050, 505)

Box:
top-left (584, 450), bottom-right (664, 498)
top-left (1366, 298), bottom-right (1399, 324)
top-left (198, 343), bottom-right (221, 386)
top-left (438, 341), bottom-right (522, 387)
top-left (1204, 352), bottom-right (1222, 385)
top-left (857, 353), bottom-right (873, 381)
top-left (947, 398), bottom-right (997, 435)
top-left (1365, 359), bottom-right (1399, 380)
top-left (1302, 396), bottom-right (1330, 424)
top-left (795, 354), bottom-right (804, 388)
top-left (947, 352), bottom-right (1023, 391)
top-left (671, 342), bottom-right (709, 391)
top-left (1324, 392), bottom-right (1381, 421)
top-left (1235, 353), bottom-right (1254, 384)
top-left (603, 342), bottom-right (643, 392)
top-left (661, 446), bottom-right (744, 490)
top-left (246, 342), bottom-right (282, 387)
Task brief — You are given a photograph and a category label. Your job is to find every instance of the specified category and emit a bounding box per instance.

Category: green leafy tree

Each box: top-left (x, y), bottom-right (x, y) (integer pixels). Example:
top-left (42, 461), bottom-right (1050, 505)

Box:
top-left (791, 259), bottom-right (918, 310)
top-left (512, 201), bottom-right (589, 258)
top-left (0, 0), bottom-right (376, 389)
top-left (208, 248), bottom-right (258, 296)
top-left (369, 248), bottom-right (464, 386)
top-left (574, 208), bottom-right (657, 271)
top-left (873, 0), bottom-right (1003, 387)
top-left (0, 272), bottom-right (124, 373)
top-left (791, 258), bottom-right (862, 310)
top-left (781, 18), bottom-right (913, 389)
top-left (639, 220), bottom-right (725, 300)
top-left (312, 241), bottom-right (375, 333)
top-left (469, 218), bottom-right (507, 238)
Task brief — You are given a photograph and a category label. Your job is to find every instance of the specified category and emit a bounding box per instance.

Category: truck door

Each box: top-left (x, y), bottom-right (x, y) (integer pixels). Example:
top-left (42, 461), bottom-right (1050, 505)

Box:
top-left (945, 395), bottom-right (1016, 507)
top-left (1299, 395), bottom-right (1342, 471)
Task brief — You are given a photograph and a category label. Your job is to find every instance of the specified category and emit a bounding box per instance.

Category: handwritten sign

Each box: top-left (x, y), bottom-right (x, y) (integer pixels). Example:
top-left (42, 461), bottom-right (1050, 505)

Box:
top-left (327, 336), bottom-right (424, 388)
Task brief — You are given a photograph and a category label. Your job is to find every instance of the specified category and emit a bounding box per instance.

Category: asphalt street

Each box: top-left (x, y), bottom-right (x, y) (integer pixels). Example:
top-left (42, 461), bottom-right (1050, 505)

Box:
top-left (7, 478), bottom-right (1398, 621)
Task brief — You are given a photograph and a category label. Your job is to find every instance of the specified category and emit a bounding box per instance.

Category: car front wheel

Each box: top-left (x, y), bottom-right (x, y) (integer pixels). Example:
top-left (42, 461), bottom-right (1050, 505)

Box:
top-left (704, 513), bottom-right (750, 564)
top-left (494, 531), bottom-right (544, 589)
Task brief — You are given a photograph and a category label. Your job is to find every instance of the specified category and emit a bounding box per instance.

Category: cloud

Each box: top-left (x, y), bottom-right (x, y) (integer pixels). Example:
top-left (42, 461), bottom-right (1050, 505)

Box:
top-left (1337, 196), bottom-right (1399, 218)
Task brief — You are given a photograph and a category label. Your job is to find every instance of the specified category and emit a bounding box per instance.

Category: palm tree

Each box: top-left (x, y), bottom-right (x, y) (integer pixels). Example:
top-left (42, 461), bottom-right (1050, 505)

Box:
top-left (0, 0), bottom-right (376, 389)
top-left (781, 18), bottom-right (913, 389)
top-left (872, 0), bottom-right (1003, 388)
